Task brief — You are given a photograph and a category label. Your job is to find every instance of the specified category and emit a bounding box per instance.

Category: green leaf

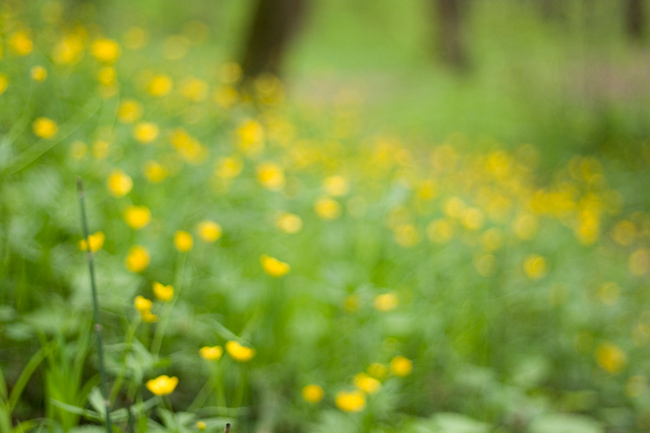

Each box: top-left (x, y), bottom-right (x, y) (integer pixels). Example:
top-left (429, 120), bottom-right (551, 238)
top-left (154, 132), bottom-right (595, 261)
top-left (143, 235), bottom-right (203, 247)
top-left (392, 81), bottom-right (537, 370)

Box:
top-left (529, 414), bottom-right (604, 433)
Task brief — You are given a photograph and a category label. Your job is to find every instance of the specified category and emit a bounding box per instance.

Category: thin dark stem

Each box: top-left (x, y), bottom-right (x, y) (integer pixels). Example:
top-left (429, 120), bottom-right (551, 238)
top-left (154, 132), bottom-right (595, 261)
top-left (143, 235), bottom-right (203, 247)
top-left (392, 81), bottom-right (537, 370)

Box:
top-left (77, 178), bottom-right (113, 433)
top-left (223, 423), bottom-right (231, 433)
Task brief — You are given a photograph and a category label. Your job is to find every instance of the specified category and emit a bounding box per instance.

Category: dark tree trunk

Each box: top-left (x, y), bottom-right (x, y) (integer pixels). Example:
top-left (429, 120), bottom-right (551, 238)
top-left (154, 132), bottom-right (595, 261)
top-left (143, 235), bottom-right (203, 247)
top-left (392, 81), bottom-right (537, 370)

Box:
top-left (434, 0), bottom-right (470, 72)
top-left (240, 0), bottom-right (309, 80)
top-left (626, 0), bottom-right (645, 42)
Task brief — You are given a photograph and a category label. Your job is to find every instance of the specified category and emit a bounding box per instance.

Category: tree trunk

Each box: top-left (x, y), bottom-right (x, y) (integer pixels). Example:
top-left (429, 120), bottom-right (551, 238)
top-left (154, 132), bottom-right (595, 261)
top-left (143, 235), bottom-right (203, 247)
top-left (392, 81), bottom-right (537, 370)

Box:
top-left (434, 0), bottom-right (470, 72)
top-left (240, 0), bottom-right (309, 80)
top-left (626, 0), bottom-right (645, 42)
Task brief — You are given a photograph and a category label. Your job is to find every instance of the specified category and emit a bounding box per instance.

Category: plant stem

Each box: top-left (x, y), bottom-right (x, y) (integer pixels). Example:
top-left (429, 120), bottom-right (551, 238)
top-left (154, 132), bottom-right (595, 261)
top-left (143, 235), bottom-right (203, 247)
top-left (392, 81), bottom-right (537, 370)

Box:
top-left (77, 178), bottom-right (113, 433)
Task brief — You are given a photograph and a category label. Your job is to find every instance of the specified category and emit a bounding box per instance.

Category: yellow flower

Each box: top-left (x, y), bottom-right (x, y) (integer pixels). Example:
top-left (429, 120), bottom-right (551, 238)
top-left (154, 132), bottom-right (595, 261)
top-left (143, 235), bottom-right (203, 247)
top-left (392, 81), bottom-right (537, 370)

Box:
top-left (32, 117), bottom-right (58, 139)
top-left (52, 33), bottom-right (84, 65)
top-left (146, 375), bottom-right (178, 396)
top-left (221, 62), bottom-right (242, 83)
top-left (301, 384), bottom-right (324, 403)
top-left (123, 27), bottom-right (149, 50)
top-left (180, 77), bottom-right (208, 102)
top-left (596, 343), bottom-right (626, 374)
top-left (134, 295), bottom-right (153, 314)
top-left (257, 162), bottom-right (285, 191)
top-left (0, 74), bottom-right (8, 96)
top-left (275, 212), bottom-right (302, 234)
top-left (353, 373), bottom-right (381, 394)
top-left (125, 246), bottom-right (150, 272)
top-left (30, 66), bottom-right (47, 82)
top-left (118, 99), bottom-right (143, 123)
top-left (367, 363), bottom-right (388, 380)
top-left (153, 282), bottom-right (174, 302)
top-left (523, 254), bottom-right (547, 280)
top-left (225, 341), bottom-right (256, 362)
top-left (215, 156), bottom-right (243, 180)
top-left (147, 75), bottom-right (173, 97)
top-left (78, 231), bottom-right (105, 252)
top-left (323, 175), bottom-right (349, 197)
top-left (199, 346), bottom-right (223, 361)
top-left (374, 293), bottom-right (398, 312)
top-left (9, 31), bottom-right (33, 56)
top-left (214, 86), bottom-right (238, 108)
top-left (314, 197), bottom-right (341, 220)
top-left (197, 221), bottom-right (222, 243)
top-left (335, 390), bottom-right (366, 413)
top-left (91, 38), bottom-right (121, 63)
top-left (107, 169), bottom-right (133, 197)
top-left (426, 219), bottom-right (454, 243)
top-left (143, 160), bottom-right (168, 183)
top-left (97, 67), bottom-right (116, 86)
top-left (394, 224), bottom-right (419, 248)
top-left (260, 254), bottom-right (290, 278)
top-left (124, 205), bottom-right (151, 230)
top-left (174, 231), bottom-right (193, 252)
top-left (133, 122), bottom-right (159, 143)
top-left (141, 310), bottom-right (158, 323)
top-left (390, 356), bottom-right (413, 377)
top-left (237, 119), bottom-right (264, 155)
top-left (196, 421), bottom-right (207, 430)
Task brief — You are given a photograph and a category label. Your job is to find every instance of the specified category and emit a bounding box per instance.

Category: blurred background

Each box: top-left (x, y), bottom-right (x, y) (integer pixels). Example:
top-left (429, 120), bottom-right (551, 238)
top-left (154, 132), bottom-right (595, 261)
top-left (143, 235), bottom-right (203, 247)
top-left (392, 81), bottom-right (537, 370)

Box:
top-left (2, 1), bottom-right (650, 433)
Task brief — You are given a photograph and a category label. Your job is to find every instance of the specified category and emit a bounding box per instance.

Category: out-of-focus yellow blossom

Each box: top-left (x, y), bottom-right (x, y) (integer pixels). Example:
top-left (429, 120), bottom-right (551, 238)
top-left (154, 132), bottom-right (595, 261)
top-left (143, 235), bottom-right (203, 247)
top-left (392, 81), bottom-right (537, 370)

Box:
top-left (174, 231), bottom-right (193, 252)
top-left (576, 209), bottom-right (599, 245)
top-left (52, 33), bottom-right (84, 65)
top-left (225, 341), bottom-right (256, 362)
top-left (596, 343), bottom-right (626, 374)
top-left (221, 62), bottom-right (242, 83)
top-left (107, 169), bottom-right (133, 197)
top-left (513, 214), bottom-right (538, 240)
top-left (390, 355), bottom-right (413, 377)
top-left (92, 140), bottom-right (110, 159)
top-left (163, 35), bottom-right (189, 60)
top-left (523, 254), bottom-right (547, 280)
top-left (260, 254), bottom-right (290, 277)
top-left (196, 421), bottom-right (207, 430)
top-left (70, 141), bottom-right (88, 160)
top-left (444, 197), bottom-right (466, 218)
top-left (354, 373), bottom-right (381, 394)
top-left (257, 162), bottom-right (285, 191)
top-left (32, 117), bottom-right (58, 139)
top-left (141, 310), bottom-right (158, 323)
top-left (147, 75), bottom-right (173, 97)
top-left (134, 296), bottom-right (153, 314)
top-left (611, 220), bottom-right (636, 246)
top-left (367, 363), bottom-right (388, 380)
top-left (146, 375), bottom-right (178, 396)
top-left (123, 27), bottom-right (148, 50)
top-left (30, 66), bottom-right (47, 82)
top-left (10, 31), bottom-right (33, 56)
top-left (124, 205), bottom-right (151, 230)
top-left (335, 390), bottom-right (366, 413)
top-left (91, 38), bottom-right (121, 63)
top-left (180, 77), bottom-right (208, 102)
top-left (144, 160), bottom-right (168, 183)
top-left (0, 75), bottom-right (8, 96)
top-left (153, 281), bottom-right (174, 302)
top-left (394, 224), bottom-right (419, 247)
top-left (133, 122), bottom-right (159, 143)
top-left (417, 180), bottom-right (437, 200)
top-left (170, 128), bottom-right (208, 164)
top-left (302, 385), bottom-right (324, 403)
top-left (323, 175), bottom-right (349, 197)
top-left (461, 208), bottom-right (484, 230)
top-left (426, 219), bottom-right (454, 243)
top-left (125, 246), bottom-right (150, 272)
top-left (237, 119), bottom-right (264, 155)
top-left (117, 99), bottom-right (143, 123)
top-left (214, 86), bottom-right (238, 108)
top-left (199, 346), bottom-right (223, 361)
top-left (78, 231), bottom-right (105, 252)
top-left (197, 220), bottom-right (222, 243)
top-left (481, 228), bottom-right (503, 252)
top-left (629, 248), bottom-right (650, 276)
top-left (97, 67), bottom-right (116, 86)
top-left (314, 197), bottom-right (341, 220)
top-left (276, 212), bottom-right (302, 234)
top-left (215, 156), bottom-right (243, 180)
top-left (374, 292), bottom-right (398, 312)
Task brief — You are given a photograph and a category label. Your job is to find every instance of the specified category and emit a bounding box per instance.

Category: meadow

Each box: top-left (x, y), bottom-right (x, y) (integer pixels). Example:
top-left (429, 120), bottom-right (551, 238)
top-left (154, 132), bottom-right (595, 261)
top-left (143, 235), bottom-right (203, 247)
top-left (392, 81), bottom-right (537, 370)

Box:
top-left (1, 1), bottom-right (650, 432)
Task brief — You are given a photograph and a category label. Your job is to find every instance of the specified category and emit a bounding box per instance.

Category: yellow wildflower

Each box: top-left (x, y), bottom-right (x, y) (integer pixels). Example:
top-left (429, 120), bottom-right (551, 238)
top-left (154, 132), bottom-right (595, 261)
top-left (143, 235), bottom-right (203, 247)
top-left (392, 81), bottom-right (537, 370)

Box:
top-left (199, 346), bottom-right (223, 361)
top-left (237, 119), bottom-right (264, 155)
top-left (214, 86), bottom-right (238, 108)
top-left (97, 67), bottom-right (116, 86)
top-left (301, 384), bottom-right (324, 403)
top-left (523, 254), bottom-right (547, 280)
top-left (124, 205), bottom-right (151, 230)
top-left (118, 99), bottom-right (143, 123)
top-left (30, 66), bottom-right (47, 82)
top-left (257, 162), bottom-right (285, 191)
top-left (10, 31), bottom-right (33, 56)
top-left (196, 421), bottom-right (207, 431)
top-left (225, 341), bottom-right (256, 362)
top-left (0, 74), bottom-right (8, 96)
top-left (133, 122), bottom-right (159, 143)
top-left (374, 293), bottom-right (398, 312)
top-left (146, 375), bottom-right (178, 396)
top-left (390, 355), bottom-right (413, 377)
top-left (141, 310), bottom-right (158, 323)
top-left (367, 363), bottom-right (388, 380)
top-left (596, 343), bottom-right (626, 374)
top-left (52, 33), bottom-right (84, 65)
top-left (275, 212), bottom-right (302, 234)
top-left (323, 175), bottom-right (349, 197)
top-left (353, 373), bottom-right (381, 394)
top-left (134, 295), bottom-right (153, 314)
top-left (147, 75), bottom-right (173, 97)
top-left (260, 254), bottom-right (290, 278)
top-left (215, 156), bottom-right (243, 180)
top-left (91, 38), bottom-right (121, 63)
top-left (427, 219), bottom-right (454, 243)
top-left (93, 140), bottom-right (110, 159)
top-left (125, 246), bottom-right (150, 272)
top-left (314, 198), bottom-right (341, 220)
top-left (107, 169), bottom-right (133, 197)
top-left (78, 231), bottom-right (105, 252)
top-left (143, 160), bottom-right (168, 183)
top-left (180, 77), bottom-right (208, 102)
top-left (221, 62), bottom-right (242, 83)
top-left (174, 231), bottom-right (193, 252)
top-left (32, 117), bottom-right (58, 139)
top-left (335, 390), bottom-right (366, 413)
top-left (123, 27), bottom-right (148, 50)
top-left (153, 282), bottom-right (174, 302)
top-left (197, 221), bottom-right (222, 243)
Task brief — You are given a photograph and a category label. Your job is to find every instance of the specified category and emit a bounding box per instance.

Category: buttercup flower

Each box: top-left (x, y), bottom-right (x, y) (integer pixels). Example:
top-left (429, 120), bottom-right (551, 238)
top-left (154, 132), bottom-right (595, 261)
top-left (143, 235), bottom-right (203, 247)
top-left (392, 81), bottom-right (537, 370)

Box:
top-left (125, 245), bottom-right (150, 272)
top-left (301, 384), bottom-right (324, 403)
top-left (78, 231), bottom-right (105, 252)
top-left (153, 281), bottom-right (174, 302)
top-left (275, 212), bottom-right (302, 234)
top-left (133, 122), bottom-right (159, 143)
top-left (353, 373), bottom-right (381, 394)
top-left (390, 355), bottom-right (413, 377)
top-left (374, 292), bottom-right (398, 312)
top-left (107, 169), bottom-right (133, 197)
top-left (33, 117), bottom-right (58, 139)
top-left (143, 160), bottom-right (168, 183)
top-left (174, 230), bottom-right (193, 252)
top-left (91, 38), bottom-right (121, 63)
top-left (225, 341), bottom-right (255, 362)
top-left (199, 346), bottom-right (223, 361)
top-left (335, 390), bottom-right (366, 412)
top-left (124, 205), bottom-right (151, 230)
top-left (134, 295), bottom-right (153, 314)
top-left (260, 254), bottom-right (290, 278)
top-left (197, 220), bottom-right (222, 243)
top-left (118, 99), bottom-right (143, 123)
top-left (30, 66), bottom-right (47, 82)
top-left (314, 198), bottom-right (341, 220)
top-left (146, 375), bottom-right (178, 396)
